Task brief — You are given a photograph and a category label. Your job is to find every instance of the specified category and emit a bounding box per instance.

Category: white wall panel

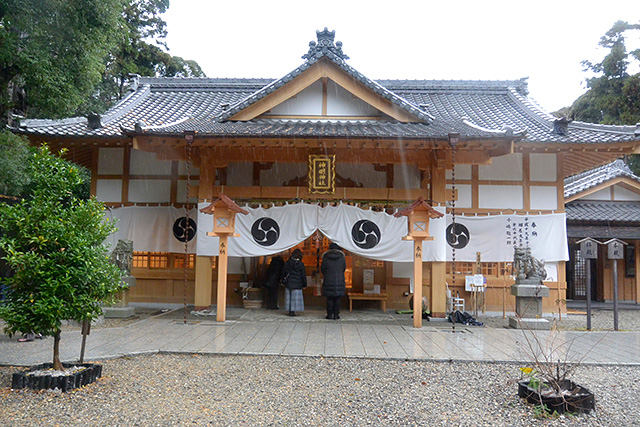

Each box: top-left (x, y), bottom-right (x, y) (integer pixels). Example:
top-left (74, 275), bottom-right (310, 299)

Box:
top-left (177, 161), bottom-right (199, 176)
top-left (446, 164), bottom-right (472, 180)
top-left (98, 148), bottom-right (123, 175)
top-left (268, 80), bottom-right (323, 115)
top-left (582, 188), bottom-right (611, 201)
top-left (326, 80), bottom-right (381, 116)
top-left (128, 179), bottom-right (171, 203)
top-left (447, 184), bottom-right (471, 208)
top-left (130, 149), bottom-right (172, 175)
top-left (529, 153), bottom-right (557, 182)
top-left (479, 185), bottom-right (523, 209)
top-left (613, 185), bottom-right (640, 201)
top-left (392, 262), bottom-right (413, 278)
top-left (177, 180), bottom-right (198, 203)
top-left (96, 180), bottom-right (122, 202)
top-left (530, 186), bottom-right (558, 210)
top-left (479, 153), bottom-right (523, 181)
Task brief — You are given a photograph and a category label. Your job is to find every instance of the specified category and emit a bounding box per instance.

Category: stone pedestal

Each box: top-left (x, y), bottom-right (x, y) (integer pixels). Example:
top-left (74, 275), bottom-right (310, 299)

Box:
top-left (509, 278), bottom-right (551, 330)
top-left (103, 276), bottom-right (136, 318)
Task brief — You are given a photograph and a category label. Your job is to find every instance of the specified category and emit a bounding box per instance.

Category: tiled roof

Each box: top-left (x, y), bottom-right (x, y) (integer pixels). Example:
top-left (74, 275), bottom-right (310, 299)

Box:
top-left (567, 224), bottom-right (640, 240)
top-left (15, 30), bottom-right (640, 145)
top-left (564, 159), bottom-right (640, 198)
top-left (565, 200), bottom-right (640, 223)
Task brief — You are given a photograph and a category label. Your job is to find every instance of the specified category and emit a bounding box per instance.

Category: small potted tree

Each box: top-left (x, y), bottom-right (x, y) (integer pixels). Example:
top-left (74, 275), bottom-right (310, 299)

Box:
top-left (0, 145), bottom-right (124, 391)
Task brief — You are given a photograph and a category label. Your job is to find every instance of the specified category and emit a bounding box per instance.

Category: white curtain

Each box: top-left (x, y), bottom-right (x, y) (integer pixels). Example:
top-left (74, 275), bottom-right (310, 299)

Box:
top-left (107, 205), bottom-right (567, 263)
top-left (105, 206), bottom-right (198, 253)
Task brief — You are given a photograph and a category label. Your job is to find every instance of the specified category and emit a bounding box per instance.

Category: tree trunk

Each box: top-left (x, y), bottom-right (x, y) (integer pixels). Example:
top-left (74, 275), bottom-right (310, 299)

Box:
top-left (53, 329), bottom-right (64, 371)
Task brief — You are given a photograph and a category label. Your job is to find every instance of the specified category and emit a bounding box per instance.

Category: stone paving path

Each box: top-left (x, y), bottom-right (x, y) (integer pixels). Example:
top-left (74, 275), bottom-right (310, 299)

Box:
top-left (2, 307), bottom-right (640, 367)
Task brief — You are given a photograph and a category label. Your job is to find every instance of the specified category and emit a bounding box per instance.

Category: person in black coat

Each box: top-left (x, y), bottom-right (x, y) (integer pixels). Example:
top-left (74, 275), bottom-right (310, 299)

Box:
top-left (321, 242), bottom-right (346, 320)
top-left (282, 249), bottom-right (307, 316)
top-left (262, 255), bottom-right (284, 310)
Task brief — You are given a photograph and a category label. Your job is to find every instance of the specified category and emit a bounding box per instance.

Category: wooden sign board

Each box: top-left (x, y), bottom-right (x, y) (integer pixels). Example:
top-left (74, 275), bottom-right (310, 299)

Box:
top-left (308, 155), bottom-right (335, 194)
top-left (606, 238), bottom-right (627, 260)
top-left (578, 238), bottom-right (600, 260)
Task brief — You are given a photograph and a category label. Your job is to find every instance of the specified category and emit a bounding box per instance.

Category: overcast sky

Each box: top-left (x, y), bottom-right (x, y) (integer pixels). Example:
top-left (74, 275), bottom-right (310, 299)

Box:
top-left (163, 1), bottom-right (640, 113)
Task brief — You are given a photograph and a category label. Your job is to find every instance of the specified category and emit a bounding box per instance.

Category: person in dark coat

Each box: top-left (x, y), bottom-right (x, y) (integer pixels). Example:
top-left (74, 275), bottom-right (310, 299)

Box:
top-left (282, 249), bottom-right (307, 316)
top-left (321, 242), bottom-right (346, 320)
top-left (262, 255), bottom-right (284, 310)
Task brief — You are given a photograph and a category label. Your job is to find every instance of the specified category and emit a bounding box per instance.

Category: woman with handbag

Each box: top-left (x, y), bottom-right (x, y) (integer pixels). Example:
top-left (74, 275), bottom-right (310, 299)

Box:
top-left (282, 249), bottom-right (307, 316)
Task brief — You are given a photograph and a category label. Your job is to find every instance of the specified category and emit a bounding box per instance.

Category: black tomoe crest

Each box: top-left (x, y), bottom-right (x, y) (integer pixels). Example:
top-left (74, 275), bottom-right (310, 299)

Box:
top-left (173, 217), bottom-right (197, 242)
top-left (351, 220), bottom-right (381, 249)
top-left (251, 217), bottom-right (280, 246)
top-left (446, 223), bottom-right (470, 249)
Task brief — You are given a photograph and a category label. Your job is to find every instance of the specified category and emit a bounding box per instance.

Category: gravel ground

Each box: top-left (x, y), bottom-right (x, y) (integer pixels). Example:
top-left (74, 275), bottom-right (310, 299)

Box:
top-left (0, 353), bottom-right (637, 427)
top-left (478, 309), bottom-right (640, 331)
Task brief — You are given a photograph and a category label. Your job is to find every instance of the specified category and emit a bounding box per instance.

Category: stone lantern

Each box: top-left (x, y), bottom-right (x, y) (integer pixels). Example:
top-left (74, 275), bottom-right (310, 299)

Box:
top-left (395, 196), bottom-right (444, 327)
top-left (200, 194), bottom-right (248, 321)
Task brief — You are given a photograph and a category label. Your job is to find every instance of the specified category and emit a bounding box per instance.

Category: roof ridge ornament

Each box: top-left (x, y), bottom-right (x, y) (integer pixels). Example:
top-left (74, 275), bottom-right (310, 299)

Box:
top-left (302, 27), bottom-right (349, 61)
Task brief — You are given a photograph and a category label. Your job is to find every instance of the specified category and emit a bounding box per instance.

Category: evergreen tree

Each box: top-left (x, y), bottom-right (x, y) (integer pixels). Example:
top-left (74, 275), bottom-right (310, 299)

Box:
top-left (0, 146), bottom-right (123, 370)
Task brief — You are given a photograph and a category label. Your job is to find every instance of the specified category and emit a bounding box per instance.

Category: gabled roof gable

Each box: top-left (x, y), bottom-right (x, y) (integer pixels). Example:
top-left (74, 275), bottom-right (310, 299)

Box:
top-left (223, 28), bottom-right (433, 124)
top-left (565, 159), bottom-right (640, 202)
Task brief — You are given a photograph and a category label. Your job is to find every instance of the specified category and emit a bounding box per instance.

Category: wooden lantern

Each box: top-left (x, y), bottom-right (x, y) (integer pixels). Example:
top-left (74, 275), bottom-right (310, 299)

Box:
top-left (199, 194), bottom-right (249, 237)
top-left (394, 196), bottom-right (444, 241)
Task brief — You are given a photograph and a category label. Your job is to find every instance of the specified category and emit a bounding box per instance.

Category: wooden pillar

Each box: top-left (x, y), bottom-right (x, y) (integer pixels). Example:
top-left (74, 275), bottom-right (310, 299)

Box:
top-left (194, 256), bottom-right (213, 310)
top-left (216, 236), bottom-right (229, 322)
top-left (194, 154), bottom-right (216, 309)
top-left (413, 240), bottom-right (423, 328)
top-left (634, 240), bottom-right (640, 304)
top-left (430, 262), bottom-right (447, 317)
top-left (430, 154), bottom-right (447, 318)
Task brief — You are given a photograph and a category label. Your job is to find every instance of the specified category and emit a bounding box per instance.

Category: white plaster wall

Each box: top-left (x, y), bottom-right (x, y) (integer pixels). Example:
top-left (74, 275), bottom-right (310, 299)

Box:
top-left (393, 262), bottom-right (413, 278)
top-left (478, 153), bottom-right (523, 181)
top-left (326, 80), bottom-right (381, 116)
top-left (268, 80), bottom-right (323, 115)
top-left (130, 149), bottom-right (172, 175)
top-left (529, 153), bottom-right (557, 182)
top-left (96, 179), bottom-right (122, 202)
top-left (177, 180), bottom-right (199, 203)
top-left (478, 185), bottom-right (523, 209)
top-left (582, 188), bottom-right (611, 201)
top-left (447, 184), bottom-right (472, 208)
top-left (613, 185), bottom-right (640, 201)
top-left (177, 160), bottom-right (199, 176)
top-left (261, 162), bottom-right (307, 186)
top-left (128, 179), bottom-right (171, 203)
top-left (446, 164), bottom-right (472, 180)
top-left (530, 186), bottom-right (558, 210)
top-left (98, 148), bottom-right (123, 175)
top-left (394, 164), bottom-right (420, 189)
top-left (227, 162), bottom-right (253, 187)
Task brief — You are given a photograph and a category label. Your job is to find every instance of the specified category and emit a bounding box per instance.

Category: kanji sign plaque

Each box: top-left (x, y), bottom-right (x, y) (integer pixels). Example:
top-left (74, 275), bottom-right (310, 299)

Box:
top-left (308, 154), bottom-right (335, 194)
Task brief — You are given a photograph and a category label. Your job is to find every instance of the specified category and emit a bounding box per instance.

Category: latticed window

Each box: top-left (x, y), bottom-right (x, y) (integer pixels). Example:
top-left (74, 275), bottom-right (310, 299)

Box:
top-left (446, 262), bottom-right (511, 277)
top-left (132, 252), bottom-right (207, 269)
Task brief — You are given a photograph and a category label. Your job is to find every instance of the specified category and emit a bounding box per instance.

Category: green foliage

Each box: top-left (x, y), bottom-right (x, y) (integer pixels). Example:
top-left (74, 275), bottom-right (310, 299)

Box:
top-left (0, 0), bottom-right (205, 122)
top-left (80, 0), bottom-right (205, 115)
top-left (0, 146), bottom-right (123, 355)
top-left (0, 130), bottom-right (31, 197)
top-left (570, 20), bottom-right (640, 125)
top-left (0, 0), bottom-right (124, 121)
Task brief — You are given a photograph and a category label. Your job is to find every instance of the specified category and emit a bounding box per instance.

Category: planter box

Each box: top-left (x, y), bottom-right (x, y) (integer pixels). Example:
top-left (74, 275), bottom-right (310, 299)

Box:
top-left (12, 363), bottom-right (102, 392)
top-left (518, 380), bottom-right (595, 414)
